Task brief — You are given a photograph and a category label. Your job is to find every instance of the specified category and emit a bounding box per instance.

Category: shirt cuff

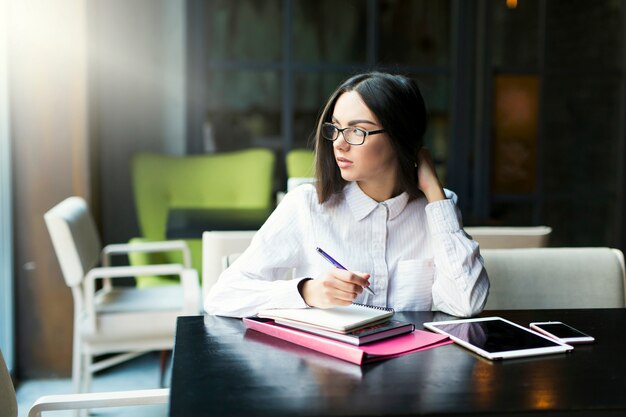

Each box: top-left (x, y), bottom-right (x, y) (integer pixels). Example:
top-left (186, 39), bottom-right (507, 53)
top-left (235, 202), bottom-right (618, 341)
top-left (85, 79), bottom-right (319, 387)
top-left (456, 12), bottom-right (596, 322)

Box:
top-left (271, 277), bottom-right (312, 309)
top-left (425, 198), bottom-right (461, 234)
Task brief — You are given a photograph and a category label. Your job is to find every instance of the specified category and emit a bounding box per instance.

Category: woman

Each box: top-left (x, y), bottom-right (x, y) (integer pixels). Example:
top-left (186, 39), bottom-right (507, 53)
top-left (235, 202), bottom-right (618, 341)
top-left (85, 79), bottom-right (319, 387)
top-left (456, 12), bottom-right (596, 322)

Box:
top-left (205, 72), bottom-right (489, 318)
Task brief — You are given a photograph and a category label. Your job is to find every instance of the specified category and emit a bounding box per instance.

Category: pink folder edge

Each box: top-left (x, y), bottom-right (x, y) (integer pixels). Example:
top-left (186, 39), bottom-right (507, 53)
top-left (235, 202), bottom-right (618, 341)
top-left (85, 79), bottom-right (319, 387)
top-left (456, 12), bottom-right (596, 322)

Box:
top-left (243, 318), bottom-right (452, 365)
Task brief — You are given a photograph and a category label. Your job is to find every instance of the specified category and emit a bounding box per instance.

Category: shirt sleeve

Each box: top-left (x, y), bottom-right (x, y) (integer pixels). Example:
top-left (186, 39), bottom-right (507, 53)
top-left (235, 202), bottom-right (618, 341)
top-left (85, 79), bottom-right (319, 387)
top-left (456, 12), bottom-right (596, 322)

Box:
top-left (425, 191), bottom-right (490, 317)
top-left (204, 187), bottom-right (312, 318)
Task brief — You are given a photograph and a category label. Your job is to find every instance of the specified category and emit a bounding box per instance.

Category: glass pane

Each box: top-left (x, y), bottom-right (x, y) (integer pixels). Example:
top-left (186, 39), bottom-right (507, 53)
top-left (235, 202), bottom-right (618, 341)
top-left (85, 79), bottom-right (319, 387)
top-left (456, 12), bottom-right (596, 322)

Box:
top-left (543, 199), bottom-right (617, 246)
top-left (491, 75), bottom-right (540, 194)
top-left (205, 71), bottom-right (281, 152)
top-left (542, 75), bottom-right (621, 196)
top-left (414, 76), bottom-right (450, 184)
top-left (545, 1), bottom-right (623, 70)
top-left (488, 202), bottom-right (534, 226)
top-left (293, 72), bottom-right (353, 149)
top-left (293, 0), bottom-right (366, 64)
top-left (491, 0), bottom-right (540, 67)
top-left (206, 0), bottom-right (282, 62)
top-left (379, 0), bottom-right (450, 66)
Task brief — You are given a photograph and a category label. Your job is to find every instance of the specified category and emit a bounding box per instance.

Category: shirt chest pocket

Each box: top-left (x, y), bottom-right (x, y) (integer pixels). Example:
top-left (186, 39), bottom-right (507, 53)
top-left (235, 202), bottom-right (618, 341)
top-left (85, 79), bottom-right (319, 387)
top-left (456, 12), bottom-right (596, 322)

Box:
top-left (394, 258), bottom-right (435, 311)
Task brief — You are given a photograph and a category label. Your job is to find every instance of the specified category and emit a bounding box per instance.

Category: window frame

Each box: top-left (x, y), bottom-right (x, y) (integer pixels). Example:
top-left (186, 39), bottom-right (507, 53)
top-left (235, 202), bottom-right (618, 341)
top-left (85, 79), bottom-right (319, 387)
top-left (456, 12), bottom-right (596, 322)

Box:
top-left (185, 0), bottom-right (471, 209)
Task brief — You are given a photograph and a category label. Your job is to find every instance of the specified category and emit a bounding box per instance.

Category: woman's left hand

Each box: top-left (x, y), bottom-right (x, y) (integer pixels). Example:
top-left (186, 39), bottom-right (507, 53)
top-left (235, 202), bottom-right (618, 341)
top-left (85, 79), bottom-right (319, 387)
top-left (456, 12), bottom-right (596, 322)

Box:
top-left (417, 148), bottom-right (446, 203)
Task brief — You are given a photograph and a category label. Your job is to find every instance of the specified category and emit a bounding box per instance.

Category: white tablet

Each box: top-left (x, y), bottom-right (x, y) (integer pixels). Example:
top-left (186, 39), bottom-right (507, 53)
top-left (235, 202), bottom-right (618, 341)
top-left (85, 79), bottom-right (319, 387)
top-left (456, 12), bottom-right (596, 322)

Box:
top-left (423, 316), bottom-right (573, 360)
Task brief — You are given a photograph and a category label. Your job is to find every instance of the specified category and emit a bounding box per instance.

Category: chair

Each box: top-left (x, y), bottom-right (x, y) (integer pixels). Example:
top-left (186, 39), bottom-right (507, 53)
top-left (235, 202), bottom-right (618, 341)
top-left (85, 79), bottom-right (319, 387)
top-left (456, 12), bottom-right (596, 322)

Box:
top-left (275, 149), bottom-right (316, 204)
top-left (0, 348), bottom-right (168, 417)
top-left (44, 197), bottom-right (200, 394)
top-left (464, 226), bottom-right (552, 249)
top-left (201, 230), bottom-right (257, 300)
top-left (286, 148), bottom-right (315, 178)
top-left (482, 247), bottom-right (626, 309)
top-left (201, 231), bottom-right (297, 305)
top-left (131, 148), bottom-right (275, 287)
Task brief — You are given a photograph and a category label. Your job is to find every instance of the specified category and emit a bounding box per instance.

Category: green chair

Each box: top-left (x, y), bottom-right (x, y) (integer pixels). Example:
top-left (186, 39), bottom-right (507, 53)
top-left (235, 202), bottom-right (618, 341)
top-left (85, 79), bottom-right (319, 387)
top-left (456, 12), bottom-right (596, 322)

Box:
top-left (284, 149), bottom-right (316, 195)
top-left (130, 148), bottom-right (275, 287)
top-left (286, 149), bottom-right (315, 178)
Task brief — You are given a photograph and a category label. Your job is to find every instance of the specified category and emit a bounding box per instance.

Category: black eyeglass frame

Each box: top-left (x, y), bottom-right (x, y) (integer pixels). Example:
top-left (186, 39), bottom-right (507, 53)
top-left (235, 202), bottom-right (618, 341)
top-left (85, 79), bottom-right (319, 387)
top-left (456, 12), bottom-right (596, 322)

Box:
top-left (321, 122), bottom-right (386, 146)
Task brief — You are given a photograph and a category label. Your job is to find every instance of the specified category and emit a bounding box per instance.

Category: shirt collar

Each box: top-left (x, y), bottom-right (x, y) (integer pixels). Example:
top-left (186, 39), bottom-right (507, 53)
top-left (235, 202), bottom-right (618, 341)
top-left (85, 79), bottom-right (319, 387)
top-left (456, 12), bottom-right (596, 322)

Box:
top-left (344, 182), bottom-right (410, 221)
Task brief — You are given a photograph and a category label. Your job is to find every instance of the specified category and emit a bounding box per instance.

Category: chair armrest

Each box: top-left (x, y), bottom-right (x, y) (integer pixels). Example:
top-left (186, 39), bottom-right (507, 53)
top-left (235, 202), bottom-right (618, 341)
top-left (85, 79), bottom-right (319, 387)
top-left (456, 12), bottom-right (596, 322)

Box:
top-left (83, 264), bottom-right (186, 332)
top-left (102, 240), bottom-right (192, 268)
top-left (180, 268), bottom-right (201, 314)
top-left (28, 388), bottom-right (169, 417)
top-left (86, 264), bottom-right (185, 282)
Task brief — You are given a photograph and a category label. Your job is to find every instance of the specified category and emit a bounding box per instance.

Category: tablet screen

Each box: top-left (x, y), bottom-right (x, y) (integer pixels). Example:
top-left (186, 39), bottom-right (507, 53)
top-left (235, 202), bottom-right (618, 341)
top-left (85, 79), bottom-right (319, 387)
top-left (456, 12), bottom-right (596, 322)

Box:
top-left (424, 317), bottom-right (572, 360)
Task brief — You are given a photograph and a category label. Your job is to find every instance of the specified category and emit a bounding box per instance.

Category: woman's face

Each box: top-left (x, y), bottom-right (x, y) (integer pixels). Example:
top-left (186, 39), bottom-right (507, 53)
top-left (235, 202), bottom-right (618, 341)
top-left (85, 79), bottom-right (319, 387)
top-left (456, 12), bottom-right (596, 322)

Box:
top-left (331, 90), bottom-right (398, 200)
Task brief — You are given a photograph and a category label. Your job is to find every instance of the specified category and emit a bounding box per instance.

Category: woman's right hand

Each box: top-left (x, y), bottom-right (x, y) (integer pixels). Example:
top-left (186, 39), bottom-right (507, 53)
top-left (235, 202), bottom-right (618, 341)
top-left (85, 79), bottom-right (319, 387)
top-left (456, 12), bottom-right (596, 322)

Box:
top-left (300, 269), bottom-right (370, 308)
top-left (416, 148), bottom-right (446, 203)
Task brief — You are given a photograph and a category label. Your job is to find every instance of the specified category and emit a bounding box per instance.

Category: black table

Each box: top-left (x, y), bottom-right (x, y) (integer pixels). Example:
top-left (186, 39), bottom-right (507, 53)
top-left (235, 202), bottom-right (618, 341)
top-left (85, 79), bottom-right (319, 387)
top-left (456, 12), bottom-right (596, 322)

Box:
top-left (170, 309), bottom-right (626, 416)
top-left (165, 208), bottom-right (270, 238)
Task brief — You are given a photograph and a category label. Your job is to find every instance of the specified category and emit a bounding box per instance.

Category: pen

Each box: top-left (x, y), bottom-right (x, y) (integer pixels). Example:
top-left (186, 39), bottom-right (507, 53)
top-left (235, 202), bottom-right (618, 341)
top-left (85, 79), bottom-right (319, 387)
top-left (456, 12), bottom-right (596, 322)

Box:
top-left (315, 247), bottom-right (376, 296)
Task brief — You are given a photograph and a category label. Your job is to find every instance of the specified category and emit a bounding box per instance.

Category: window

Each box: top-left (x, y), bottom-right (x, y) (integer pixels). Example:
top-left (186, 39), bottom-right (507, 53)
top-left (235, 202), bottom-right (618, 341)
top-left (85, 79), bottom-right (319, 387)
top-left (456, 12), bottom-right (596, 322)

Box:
top-left (186, 0), bottom-right (455, 189)
top-left (479, 0), bottom-right (626, 247)
top-left (187, 0), bottom-right (626, 250)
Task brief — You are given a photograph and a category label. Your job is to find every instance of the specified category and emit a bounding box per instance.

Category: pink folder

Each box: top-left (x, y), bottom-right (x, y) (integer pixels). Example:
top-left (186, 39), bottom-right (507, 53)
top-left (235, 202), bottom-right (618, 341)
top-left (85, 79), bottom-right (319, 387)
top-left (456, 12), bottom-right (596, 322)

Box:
top-left (243, 318), bottom-right (451, 365)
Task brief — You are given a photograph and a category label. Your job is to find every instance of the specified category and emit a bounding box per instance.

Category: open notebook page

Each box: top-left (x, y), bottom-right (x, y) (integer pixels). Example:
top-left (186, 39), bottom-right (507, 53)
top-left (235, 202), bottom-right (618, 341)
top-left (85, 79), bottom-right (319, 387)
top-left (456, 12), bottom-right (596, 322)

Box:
top-left (257, 303), bottom-right (394, 333)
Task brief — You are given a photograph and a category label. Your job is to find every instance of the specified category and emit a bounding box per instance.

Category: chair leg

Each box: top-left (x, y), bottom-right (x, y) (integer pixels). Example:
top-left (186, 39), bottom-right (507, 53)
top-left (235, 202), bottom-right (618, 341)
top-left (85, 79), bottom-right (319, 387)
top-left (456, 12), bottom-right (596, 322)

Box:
top-left (159, 350), bottom-right (171, 388)
top-left (79, 353), bottom-right (93, 417)
top-left (72, 333), bottom-right (83, 392)
top-left (159, 350), bottom-right (170, 388)
top-left (72, 346), bottom-right (82, 417)
top-left (82, 353), bottom-right (93, 393)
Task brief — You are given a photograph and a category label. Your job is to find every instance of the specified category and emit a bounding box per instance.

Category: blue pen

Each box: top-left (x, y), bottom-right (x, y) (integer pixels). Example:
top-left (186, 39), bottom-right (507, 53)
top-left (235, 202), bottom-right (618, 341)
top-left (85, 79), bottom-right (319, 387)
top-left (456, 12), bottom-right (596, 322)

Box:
top-left (315, 247), bottom-right (376, 296)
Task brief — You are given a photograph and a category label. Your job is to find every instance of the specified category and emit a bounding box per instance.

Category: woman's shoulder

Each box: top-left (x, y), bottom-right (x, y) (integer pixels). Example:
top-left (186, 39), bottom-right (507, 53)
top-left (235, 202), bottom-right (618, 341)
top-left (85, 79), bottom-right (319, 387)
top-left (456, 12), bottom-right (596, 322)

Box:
top-left (279, 182), bottom-right (319, 208)
top-left (283, 182), bottom-right (346, 212)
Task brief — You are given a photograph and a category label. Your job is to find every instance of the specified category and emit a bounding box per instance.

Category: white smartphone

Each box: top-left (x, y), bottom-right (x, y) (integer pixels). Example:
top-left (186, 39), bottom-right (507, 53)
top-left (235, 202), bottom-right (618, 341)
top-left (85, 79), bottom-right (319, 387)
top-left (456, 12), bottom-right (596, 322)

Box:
top-left (529, 321), bottom-right (595, 344)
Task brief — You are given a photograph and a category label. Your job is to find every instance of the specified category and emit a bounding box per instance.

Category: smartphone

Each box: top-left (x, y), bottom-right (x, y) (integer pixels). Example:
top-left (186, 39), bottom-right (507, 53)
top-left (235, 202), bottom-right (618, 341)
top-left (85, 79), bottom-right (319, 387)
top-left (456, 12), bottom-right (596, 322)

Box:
top-left (529, 321), bottom-right (595, 344)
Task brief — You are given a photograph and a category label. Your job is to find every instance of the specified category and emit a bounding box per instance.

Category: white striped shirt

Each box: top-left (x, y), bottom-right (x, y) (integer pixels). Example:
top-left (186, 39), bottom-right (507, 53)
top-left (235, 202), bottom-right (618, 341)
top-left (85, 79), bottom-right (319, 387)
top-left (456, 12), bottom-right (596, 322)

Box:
top-left (205, 182), bottom-right (489, 318)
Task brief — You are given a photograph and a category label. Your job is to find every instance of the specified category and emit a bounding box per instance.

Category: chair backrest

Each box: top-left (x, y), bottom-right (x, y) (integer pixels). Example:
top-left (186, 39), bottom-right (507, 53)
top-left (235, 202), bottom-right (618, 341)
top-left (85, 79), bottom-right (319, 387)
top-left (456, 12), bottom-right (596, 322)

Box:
top-left (132, 149), bottom-right (275, 240)
top-left (483, 247), bottom-right (626, 309)
top-left (465, 226), bottom-right (552, 249)
top-left (44, 197), bottom-right (102, 287)
top-left (0, 349), bottom-right (17, 417)
top-left (202, 231), bottom-right (257, 298)
top-left (286, 177), bottom-right (316, 193)
top-left (286, 149), bottom-right (315, 178)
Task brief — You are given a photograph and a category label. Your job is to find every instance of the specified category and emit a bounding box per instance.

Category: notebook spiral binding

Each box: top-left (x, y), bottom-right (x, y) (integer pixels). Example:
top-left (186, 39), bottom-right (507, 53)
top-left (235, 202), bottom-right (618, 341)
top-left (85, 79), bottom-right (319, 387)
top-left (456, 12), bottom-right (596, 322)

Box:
top-left (352, 303), bottom-right (394, 313)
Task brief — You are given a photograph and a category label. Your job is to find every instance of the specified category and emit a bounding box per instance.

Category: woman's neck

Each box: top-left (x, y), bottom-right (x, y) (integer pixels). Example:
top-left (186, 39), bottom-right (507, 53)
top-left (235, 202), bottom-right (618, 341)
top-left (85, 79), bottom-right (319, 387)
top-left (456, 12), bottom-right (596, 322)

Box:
top-left (357, 180), bottom-right (399, 202)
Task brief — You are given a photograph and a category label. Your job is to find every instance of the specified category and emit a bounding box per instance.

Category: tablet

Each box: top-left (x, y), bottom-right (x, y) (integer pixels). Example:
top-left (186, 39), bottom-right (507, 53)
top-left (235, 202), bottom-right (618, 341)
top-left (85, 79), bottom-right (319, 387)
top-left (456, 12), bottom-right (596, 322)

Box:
top-left (423, 317), bottom-right (573, 360)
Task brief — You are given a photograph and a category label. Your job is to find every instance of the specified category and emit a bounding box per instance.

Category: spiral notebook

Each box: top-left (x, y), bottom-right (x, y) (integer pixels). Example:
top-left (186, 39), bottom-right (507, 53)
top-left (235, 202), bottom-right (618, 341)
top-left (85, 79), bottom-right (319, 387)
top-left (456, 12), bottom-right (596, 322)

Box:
top-left (257, 303), bottom-right (394, 333)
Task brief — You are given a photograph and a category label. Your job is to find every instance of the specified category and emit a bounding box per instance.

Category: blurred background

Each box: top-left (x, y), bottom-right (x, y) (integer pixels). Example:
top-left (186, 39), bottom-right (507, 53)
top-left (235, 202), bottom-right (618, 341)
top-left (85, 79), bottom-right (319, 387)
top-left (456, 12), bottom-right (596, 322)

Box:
top-left (0, 0), bottom-right (624, 380)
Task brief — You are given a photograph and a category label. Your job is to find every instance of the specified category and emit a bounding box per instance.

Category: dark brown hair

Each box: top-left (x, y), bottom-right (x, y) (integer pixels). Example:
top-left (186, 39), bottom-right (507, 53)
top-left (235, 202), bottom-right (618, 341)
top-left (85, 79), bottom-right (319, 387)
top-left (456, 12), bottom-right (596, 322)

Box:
top-left (314, 72), bottom-right (428, 203)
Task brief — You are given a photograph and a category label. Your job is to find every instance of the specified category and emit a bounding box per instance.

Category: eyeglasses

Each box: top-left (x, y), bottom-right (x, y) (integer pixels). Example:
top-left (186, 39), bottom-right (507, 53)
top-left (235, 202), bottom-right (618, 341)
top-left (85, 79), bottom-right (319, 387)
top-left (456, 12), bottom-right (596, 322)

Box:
top-left (321, 123), bottom-right (386, 146)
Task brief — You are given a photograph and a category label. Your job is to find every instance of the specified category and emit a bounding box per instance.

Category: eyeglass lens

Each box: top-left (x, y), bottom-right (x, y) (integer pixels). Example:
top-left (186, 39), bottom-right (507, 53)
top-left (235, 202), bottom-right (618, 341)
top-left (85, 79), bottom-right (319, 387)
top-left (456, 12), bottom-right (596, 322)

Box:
top-left (322, 124), bottom-right (365, 145)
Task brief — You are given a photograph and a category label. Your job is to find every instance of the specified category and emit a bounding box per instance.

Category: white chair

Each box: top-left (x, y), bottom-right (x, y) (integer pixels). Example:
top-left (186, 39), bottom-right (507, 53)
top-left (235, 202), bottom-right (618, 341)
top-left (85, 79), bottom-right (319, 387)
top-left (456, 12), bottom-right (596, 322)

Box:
top-left (276, 177), bottom-right (317, 205)
top-left (201, 231), bottom-right (257, 299)
top-left (482, 247), bottom-right (626, 309)
top-left (287, 177), bottom-right (316, 191)
top-left (0, 348), bottom-right (168, 417)
top-left (465, 226), bottom-right (552, 249)
top-left (44, 197), bottom-right (200, 394)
